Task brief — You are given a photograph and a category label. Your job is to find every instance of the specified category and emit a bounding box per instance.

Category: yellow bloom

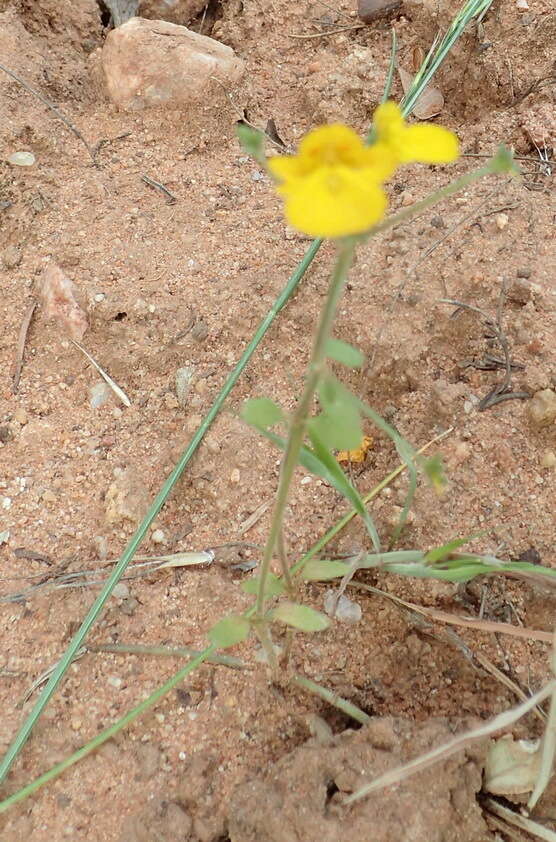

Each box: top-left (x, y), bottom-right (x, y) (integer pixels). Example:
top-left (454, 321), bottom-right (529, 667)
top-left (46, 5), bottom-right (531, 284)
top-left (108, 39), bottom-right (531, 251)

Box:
top-left (268, 124), bottom-right (394, 238)
top-left (371, 101), bottom-right (459, 165)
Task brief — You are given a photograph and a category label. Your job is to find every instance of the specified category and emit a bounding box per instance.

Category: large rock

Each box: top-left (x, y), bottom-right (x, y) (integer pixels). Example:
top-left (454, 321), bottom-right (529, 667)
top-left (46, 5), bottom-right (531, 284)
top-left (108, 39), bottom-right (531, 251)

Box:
top-left (101, 17), bottom-right (244, 111)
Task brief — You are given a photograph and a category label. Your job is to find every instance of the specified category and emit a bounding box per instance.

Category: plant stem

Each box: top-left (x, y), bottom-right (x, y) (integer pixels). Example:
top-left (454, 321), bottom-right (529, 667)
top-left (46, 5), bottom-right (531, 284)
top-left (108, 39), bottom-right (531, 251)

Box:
top-left (255, 241), bottom-right (356, 616)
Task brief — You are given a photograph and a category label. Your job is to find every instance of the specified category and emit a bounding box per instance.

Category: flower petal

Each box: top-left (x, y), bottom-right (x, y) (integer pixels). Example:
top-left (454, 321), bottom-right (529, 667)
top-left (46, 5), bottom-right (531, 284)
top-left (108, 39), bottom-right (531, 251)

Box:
top-left (372, 101), bottom-right (405, 141)
top-left (282, 166), bottom-right (388, 238)
top-left (298, 123), bottom-right (367, 170)
top-left (267, 154), bottom-right (305, 184)
top-left (397, 124), bottom-right (460, 164)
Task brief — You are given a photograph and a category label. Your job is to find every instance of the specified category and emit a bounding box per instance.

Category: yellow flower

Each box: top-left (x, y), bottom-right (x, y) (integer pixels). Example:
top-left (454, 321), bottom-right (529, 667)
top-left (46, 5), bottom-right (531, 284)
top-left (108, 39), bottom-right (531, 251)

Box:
top-left (371, 101), bottom-right (459, 165)
top-left (268, 124), bottom-right (395, 238)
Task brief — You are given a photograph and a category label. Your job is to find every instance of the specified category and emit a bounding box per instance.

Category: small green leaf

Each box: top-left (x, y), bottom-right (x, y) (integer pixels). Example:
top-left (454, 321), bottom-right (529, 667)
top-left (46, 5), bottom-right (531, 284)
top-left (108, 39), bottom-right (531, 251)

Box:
top-left (235, 122), bottom-right (265, 164)
top-left (208, 615), bottom-right (251, 648)
top-left (491, 144), bottom-right (520, 177)
top-left (241, 573), bottom-right (285, 598)
top-left (325, 338), bottom-right (364, 369)
top-left (425, 533), bottom-right (483, 564)
top-left (301, 559), bottom-right (352, 581)
top-left (241, 397), bottom-right (284, 429)
top-left (271, 602), bottom-right (330, 632)
top-left (308, 403), bottom-right (362, 451)
top-left (423, 454), bottom-right (447, 495)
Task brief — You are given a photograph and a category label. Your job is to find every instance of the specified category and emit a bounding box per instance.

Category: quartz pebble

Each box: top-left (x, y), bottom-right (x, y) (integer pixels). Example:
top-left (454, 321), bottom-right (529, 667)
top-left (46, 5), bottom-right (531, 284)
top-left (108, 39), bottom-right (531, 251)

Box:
top-left (527, 389), bottom-right (556, 429)
top-left (324, 591), bottom-right (362, 624)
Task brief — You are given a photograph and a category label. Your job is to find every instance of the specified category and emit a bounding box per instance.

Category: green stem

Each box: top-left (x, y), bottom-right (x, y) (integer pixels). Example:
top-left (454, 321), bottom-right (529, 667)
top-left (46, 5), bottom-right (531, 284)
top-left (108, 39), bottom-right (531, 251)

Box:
top-left (292, 675), bottom-right (371, 726)
top-left (367, 161), bottom-right (496, 241)
top-left (255, 241), bottom-right (356, 616)
top-left (0, 238), bottom-right (322, 789)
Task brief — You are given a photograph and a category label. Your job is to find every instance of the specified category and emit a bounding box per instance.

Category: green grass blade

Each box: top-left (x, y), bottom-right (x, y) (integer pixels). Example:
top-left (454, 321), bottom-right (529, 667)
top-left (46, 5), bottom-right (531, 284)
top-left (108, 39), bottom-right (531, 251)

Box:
top-left (401, 0), bottom-right (494, 118)
top-left (0, 647), bottom-right (214, 813)
top-left (0, 238), bottom-right (322, 788)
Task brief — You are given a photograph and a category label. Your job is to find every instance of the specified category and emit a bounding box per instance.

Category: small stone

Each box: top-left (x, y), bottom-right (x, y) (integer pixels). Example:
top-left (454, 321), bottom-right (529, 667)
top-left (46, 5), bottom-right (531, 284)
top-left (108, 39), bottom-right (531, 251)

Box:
top-left (0, 425), bottom-right (12, 443)
top-left (107, 675), bottom-right (122, 689)
top-left (112, 582), bottom-right (130, 599)
top-left (230, 468), bottom-right (240, 484)
top-left (163, 392), bottom-right (179, 410)
top-left (94, 292), bottom-right (106, 303)
top-left (541, 450), bottom-right (556, 469)
top-left (2, 244), bottom-right (22, 269)
top-left (89, 381), bottom-right (113, 409)
top-left (507, 277), bottom-right (532, 306)
top-left (120, 597), bottom-right (139, 615)
top-left (102, 18), bottom-right (245, 111)
top-left (151, 529), bottom-right (165, 544)
top-left (358, 0), bottom-right (401, 22)
top-left (13, 408), bottom-right (28, 425)
top-left (2, 497), bottom-right (12, 510)
top-left (517, 267), bottom-right (531, 279)
top-left (324, 591), bottom-right (362, 623)
top-left (0, 530), bottom-right (9, 545)
top-left (527, 389), bottom-right (556, 429)
top-left (400, 191), bottom-right (414, 207)
top-left (93, 535), bottom-right (108, 560)
top-left (191, 319), bottom-right (209, 343)
top-left (495, 213), bottom-right (509, 230)
top-left (175, 366), bottom-right (195, 407)
top-left (105, 468), bottom-right (150, 526)
top-left (8, 151), bottom-right (35, 167)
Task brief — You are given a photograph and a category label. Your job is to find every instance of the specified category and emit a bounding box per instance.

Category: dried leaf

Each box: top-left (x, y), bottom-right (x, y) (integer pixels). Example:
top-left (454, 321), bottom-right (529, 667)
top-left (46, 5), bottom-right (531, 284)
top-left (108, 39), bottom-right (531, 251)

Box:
top-left (39, 261), bottom-right (88, 340)
top-left (484, 735), bottom-right (542, 795)
top-left (398, 66), bottom-right (444, 120)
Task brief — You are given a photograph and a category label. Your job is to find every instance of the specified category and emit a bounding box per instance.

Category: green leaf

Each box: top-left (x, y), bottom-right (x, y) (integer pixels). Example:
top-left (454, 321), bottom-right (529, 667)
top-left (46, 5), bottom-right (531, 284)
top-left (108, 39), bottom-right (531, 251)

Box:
top-left (425, 533), bottom-right (483, 564)
top-left (271, 602), bottom-right (330, 632)
top-left (318, 375), bottom-right (360, 413)
top-left (301, 559), bottom-right (352, 581)
top-left (423, 454), bottom-right (447, 495)
top-left (241, 397), bottom-right (284, 429)
top-left (241, 573), bottom-right (285, 598)
top-left (208, 615), bottom-right (251, 648)
top-left (325, 338), bottom-right (364, 369)
top-left (491, 145), bottom-right (520, 177)
top-left (308, 403), bottom-right (363, 451)
top-left (235, 122), bottom-right (265, 164)
top-left (307, 426), bottom-right (381, 552)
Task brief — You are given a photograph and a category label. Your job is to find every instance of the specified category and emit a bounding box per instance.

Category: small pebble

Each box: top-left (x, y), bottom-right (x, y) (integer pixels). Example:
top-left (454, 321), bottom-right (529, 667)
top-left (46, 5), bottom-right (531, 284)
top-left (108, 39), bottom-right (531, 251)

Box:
top-left (527, 389), bottom-right (556, 429)
top-left (541, 451), bottom-right (556, 469)
top-left (151, 529), bottom-right (165, 544)
top-left (94, 293), bottom-right (106, 303)
top-left (230, 468), bottom-right (240, 484)
top-left (112, 582), bottom-right (130, 600)
top-left (89, 381), bottom-right (112, 409)
top-left (517, 267), bottom-right (532, 279)
top-left (495, 212), bottom-right (509, 230)
top-left (107, 676), bottom-right (122, 689)
top-left (8, 151), bottom-right (35, 167)
top-left (324, 591), bottom-right (362, 623)
top-left (13, 408), bottom-right (28, 425)
top-left (358, 0), bottom-right (401, 21)
top-left (175, 366), bottom-right (195, 408)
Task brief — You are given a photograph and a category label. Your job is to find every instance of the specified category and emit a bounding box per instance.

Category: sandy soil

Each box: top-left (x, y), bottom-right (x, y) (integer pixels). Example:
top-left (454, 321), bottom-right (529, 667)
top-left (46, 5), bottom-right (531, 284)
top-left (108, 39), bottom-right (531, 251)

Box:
top-left (0, 0), bottom-right (555, 839)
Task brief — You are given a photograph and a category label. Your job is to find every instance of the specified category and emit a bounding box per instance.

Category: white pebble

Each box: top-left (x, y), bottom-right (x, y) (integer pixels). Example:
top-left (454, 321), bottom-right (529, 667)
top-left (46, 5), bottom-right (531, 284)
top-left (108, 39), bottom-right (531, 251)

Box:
top-left (151, 529), bottom-right (165, 544)
top-left (324, 591), bottom-right (362, 624)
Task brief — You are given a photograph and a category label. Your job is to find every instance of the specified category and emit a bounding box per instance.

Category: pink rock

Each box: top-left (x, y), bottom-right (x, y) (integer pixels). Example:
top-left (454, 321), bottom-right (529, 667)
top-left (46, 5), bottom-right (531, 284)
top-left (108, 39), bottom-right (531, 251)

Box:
top-left (39, 261), bottom-right (88, 341)
top-left (101, 17), bottom-right (244, 111)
